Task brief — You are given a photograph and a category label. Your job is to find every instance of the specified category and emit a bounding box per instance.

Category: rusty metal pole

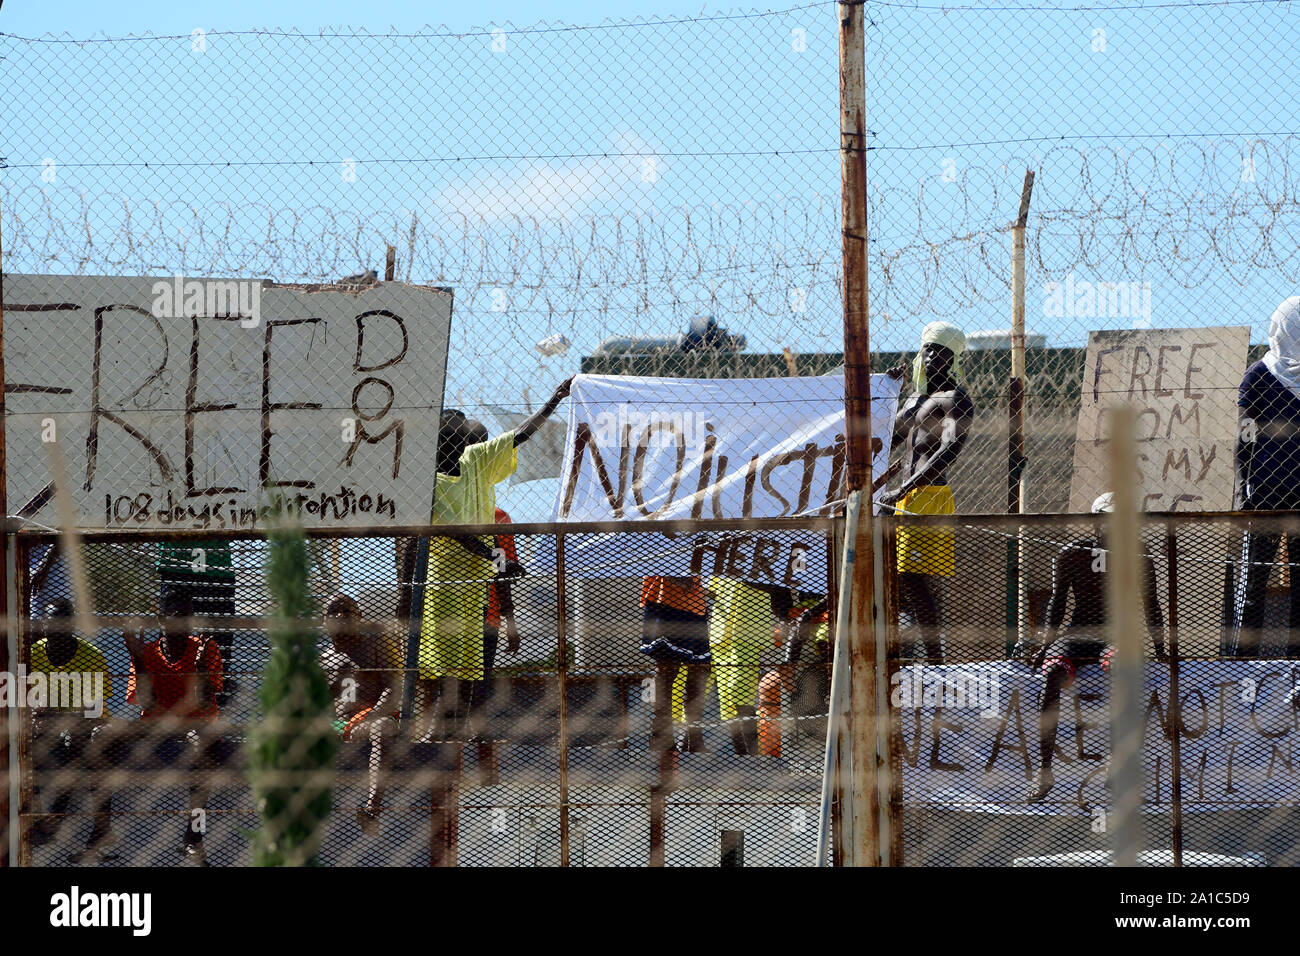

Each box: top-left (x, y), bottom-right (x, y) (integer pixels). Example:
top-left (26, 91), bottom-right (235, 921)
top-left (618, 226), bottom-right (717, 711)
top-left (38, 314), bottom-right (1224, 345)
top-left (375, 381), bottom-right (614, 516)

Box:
top-left (839, 0), bottom-right (880, 868)
top-left (1107, 405), bottom-right (1144, 867)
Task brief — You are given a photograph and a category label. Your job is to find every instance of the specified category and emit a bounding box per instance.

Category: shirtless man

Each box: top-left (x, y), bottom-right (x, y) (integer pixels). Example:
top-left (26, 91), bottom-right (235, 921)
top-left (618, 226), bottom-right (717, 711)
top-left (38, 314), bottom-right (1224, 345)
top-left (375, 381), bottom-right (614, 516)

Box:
top-left (321, 594), bottom-right (400, 836)
top-left (877, 322), bottom-right (975, 663)
top-left (1024, 493), bottom-right (1164, 802)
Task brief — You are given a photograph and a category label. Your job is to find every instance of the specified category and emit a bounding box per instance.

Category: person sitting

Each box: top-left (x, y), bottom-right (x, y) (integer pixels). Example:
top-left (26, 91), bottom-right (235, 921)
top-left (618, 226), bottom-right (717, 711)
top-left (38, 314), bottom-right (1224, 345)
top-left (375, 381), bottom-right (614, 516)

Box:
top-left (124, 587), bottom-right (224, 865)
top-left (321, 594), bottom-right (401, 837)
top-left (28, 598), bottom-right (117, 861)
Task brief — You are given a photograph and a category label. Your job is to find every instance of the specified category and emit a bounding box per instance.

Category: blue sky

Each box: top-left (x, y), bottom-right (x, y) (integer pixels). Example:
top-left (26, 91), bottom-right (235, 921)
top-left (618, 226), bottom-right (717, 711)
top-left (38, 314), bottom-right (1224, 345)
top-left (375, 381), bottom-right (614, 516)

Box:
top-left (3, 0), bottom-right (1299, 521)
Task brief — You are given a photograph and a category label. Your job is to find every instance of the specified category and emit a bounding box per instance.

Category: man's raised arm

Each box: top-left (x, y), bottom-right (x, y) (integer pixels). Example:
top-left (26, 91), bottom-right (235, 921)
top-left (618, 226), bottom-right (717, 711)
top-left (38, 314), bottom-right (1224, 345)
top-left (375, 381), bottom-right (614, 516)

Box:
top-left (514, 376), bottom-right (574, 446)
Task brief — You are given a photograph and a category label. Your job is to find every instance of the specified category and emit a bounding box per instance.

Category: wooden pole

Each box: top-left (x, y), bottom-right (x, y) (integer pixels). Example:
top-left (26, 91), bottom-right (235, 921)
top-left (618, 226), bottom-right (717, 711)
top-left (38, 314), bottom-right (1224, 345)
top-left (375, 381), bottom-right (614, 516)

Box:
top-left (1006, 170), bottom-right (1034, 655)
top-left (839, 0), bottom-right (880, 868)
top-left (1165, 531), bottom-right (1183, 867)
top-left (1107, 404), bottom-right (1144, 867)
top-left (385, 245), bottom-right (396, 282)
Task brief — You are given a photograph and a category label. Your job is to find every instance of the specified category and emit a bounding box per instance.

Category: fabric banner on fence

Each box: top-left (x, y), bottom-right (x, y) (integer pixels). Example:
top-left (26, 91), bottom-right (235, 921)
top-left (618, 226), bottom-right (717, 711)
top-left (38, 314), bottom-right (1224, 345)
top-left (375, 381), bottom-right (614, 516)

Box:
top-left (895, 659), bottom-right (1300, 808)
top-left (544, 372), bottom-right (900, 588)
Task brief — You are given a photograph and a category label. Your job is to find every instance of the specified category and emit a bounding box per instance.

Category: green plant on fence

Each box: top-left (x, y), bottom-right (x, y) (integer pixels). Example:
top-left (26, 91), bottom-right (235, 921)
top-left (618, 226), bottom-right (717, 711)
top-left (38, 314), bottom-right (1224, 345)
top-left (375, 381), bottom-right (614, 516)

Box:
top-left (247, 522), bottom-right (338, 866)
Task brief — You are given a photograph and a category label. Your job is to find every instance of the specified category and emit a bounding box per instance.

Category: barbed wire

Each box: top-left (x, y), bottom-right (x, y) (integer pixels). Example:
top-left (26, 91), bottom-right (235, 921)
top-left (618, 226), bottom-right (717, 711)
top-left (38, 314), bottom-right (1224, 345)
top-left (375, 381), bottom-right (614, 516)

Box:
top-left (7, 136), bottom-right (1299, 331)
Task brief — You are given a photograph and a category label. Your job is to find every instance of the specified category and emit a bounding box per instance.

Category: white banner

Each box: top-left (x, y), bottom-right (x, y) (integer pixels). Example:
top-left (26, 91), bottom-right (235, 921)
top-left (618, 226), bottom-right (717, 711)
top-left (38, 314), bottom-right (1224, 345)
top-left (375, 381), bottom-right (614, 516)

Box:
top-left (895, 660), bottom-right (1300, 808)
top-left (553, 372), bottom-right (900, 521)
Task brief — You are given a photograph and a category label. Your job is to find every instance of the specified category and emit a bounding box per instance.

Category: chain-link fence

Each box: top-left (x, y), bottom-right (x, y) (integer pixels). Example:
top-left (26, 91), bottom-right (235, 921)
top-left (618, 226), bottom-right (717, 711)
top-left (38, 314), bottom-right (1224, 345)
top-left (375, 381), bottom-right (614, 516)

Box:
top-left (11, 519), bottom-right (838, 866)
top-left (3, 1), bottom-right (1300, 867)
top-left (886, 510), bottom-right (1300, 868)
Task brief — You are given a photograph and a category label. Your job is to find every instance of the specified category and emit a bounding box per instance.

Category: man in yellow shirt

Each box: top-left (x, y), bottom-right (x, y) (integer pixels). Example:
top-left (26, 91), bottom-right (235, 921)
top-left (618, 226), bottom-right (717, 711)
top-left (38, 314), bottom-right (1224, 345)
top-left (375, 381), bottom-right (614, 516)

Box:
top-left (415, 377), bottom-right (572, 739)
top-left (28, 599), bottom-right (117, 861)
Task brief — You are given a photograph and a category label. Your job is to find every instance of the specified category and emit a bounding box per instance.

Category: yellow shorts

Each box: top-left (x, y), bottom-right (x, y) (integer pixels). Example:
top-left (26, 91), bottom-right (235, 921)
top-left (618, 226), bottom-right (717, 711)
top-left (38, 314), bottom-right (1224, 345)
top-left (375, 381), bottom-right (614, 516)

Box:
top-left (895, 485), bottom-right (956, 576)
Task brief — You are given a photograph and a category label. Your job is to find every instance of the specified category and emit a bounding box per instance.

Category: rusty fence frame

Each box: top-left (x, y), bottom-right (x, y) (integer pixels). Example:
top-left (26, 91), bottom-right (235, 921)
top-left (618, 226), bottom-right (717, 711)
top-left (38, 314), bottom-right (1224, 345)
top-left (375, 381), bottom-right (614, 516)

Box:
top-left (3, 514), bottom-right (844, 867)
top-left (8, 508), bottom-right (1296, 866)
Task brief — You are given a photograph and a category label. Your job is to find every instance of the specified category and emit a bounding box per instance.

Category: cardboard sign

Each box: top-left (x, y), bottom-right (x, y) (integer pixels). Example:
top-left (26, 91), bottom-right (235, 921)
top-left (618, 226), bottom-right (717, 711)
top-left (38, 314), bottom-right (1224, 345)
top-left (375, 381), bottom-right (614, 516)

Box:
top-left (3, 274), bottom-right (453, 529)
top-left (1068, 327), bottom-right (1249, 512)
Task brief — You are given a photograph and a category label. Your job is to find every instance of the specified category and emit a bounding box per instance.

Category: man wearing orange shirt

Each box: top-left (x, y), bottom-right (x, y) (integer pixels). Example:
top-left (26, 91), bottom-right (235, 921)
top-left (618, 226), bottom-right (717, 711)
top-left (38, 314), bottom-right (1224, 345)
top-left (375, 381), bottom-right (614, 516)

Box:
top-left (125, 587), bottom-right (224, 865)
top-left (639, 575), bottom-right (711, 753)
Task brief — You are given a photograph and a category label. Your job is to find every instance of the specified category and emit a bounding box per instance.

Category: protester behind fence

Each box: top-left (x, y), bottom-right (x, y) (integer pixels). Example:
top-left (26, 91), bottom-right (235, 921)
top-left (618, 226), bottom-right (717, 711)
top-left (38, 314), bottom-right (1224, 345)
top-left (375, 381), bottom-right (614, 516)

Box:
top-left (157, 539), bottom-right (238, 705)
top-left (416, 379), bottom-right (571, 740)
top-left (877, 321), bottom-right (974, 664)
top-left (701, 575), bottom-right (778, 756)
top-left (28, 598), bottom-right (118, 861)
top-left (321, 594), bottom-right (400, 837)
top-left (124, 587), bottom-right (224, 865)
top-left (778, 594), bottom-right (831, 730)
top-left (640, 574), bottom-right (711, 753)
top-left (1022, 493), bottom-right (1164, 802)
top-left (1227, 295), bottom-right (1300, 658)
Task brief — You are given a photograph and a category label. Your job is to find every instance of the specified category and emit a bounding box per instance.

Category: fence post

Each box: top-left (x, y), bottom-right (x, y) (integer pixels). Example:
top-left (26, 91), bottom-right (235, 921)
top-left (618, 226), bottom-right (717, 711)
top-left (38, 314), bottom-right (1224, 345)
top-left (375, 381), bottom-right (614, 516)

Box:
top-left (881, 517), bottom-right (904, 866)
top-left (2, 531), bottom-right (14, 868)
top-left (1107, 405), bottom-right (1144, 867)
top-left (817, 494), bottom-right (860, 866)
top-left (1006, 170), bottom-right (1035, 656)
top-left (0, 209), bottom-right (9, 868)
top-left (401, 538), bottom-right (429, 723)
top-left (7, 533), bottom-right (28, 867)
top-left (1165, 528), bottom-right (1183, 867)
top-left (838, 0), bottom-right (882, 870)
top-left (556, 531), bottom-right (570, 867)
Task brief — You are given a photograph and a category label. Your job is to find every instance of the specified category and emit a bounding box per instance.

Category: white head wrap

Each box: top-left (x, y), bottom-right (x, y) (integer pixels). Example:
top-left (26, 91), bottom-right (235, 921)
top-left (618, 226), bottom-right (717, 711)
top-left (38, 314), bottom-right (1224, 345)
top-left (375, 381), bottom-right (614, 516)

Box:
top-left (1263, 296), bottom-right (1300, 401)
top-left (912, 321), bottom-right (967, 393)
top-left (1090, 492), bottom-right (1115, 514)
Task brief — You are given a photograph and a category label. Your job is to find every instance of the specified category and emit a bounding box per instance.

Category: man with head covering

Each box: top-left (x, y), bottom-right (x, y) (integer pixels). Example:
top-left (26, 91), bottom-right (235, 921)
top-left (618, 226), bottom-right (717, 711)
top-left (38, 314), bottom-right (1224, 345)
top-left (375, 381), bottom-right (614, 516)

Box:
top-left (1023, 493), bottom-right (1164, 802)
top-left (877, 321), bottom-right (975, 663)
top-left (1226, 296), bottom-right (1300, 658)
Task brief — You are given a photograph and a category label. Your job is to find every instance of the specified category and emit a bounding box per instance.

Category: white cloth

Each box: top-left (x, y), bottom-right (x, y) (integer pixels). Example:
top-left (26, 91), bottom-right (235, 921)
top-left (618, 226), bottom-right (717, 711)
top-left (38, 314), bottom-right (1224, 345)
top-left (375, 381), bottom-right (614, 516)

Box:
top-left (1262, 295), bottom-right (1300, 401)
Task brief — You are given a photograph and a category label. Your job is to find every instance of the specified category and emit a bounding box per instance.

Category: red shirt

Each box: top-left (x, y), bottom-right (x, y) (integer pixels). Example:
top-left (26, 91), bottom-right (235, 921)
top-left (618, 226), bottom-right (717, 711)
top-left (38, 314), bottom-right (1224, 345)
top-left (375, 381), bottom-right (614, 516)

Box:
top-left (640, 575), bottom-right (707, 616)
top-left (126, 635), bottom-right (223, 722)
top-left (485, 508), bottom-right (518, 629)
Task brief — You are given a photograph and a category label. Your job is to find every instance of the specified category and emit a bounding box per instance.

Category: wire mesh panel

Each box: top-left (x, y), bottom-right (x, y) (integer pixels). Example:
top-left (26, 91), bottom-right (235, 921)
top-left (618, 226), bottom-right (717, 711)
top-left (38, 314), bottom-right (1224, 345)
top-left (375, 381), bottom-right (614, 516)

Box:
top-left (887, 512), bottom-right (1300, 868)
top-left (12, 519), bottom-right (836, 867)
top-left (4, 0), bottom-right (1300, 875)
